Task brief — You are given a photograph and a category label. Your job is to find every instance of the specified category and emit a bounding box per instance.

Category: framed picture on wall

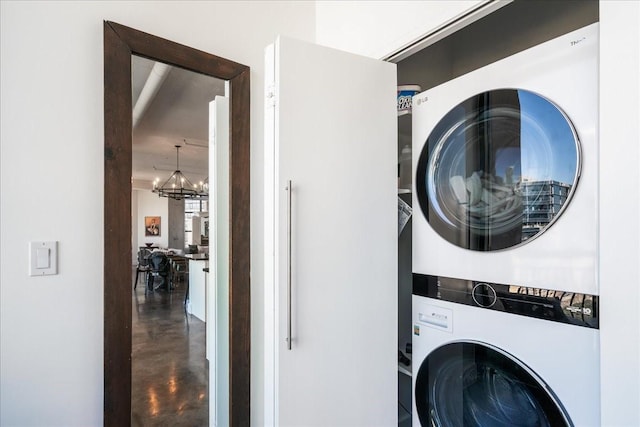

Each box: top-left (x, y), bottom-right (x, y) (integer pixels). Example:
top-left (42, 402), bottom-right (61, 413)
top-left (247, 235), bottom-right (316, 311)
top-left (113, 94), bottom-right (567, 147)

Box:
top-left (145, 216), bottom-right (161, 236)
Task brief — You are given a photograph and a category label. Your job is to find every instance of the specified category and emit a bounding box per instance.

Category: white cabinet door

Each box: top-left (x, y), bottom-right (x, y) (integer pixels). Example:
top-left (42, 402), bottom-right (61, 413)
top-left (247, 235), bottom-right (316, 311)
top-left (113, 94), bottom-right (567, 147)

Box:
top-left (264, 36), bottom-right (398, 426)
top-left (209, 96), bottom-right (230, 427)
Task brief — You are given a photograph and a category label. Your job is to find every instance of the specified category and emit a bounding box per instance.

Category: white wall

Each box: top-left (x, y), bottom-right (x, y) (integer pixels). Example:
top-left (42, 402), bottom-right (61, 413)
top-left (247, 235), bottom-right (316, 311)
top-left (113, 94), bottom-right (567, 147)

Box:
top-left (315, 0), bottom-right (483, 59)
top-left (0, 2), bottom-right (315, 425)
top-left (132, 188), bottom-right (139, 264)
top-left (315, 1), bottom-right (640, 425)
top-left (599, 2), bottom-right (640, 425)
top-left (135, 189), bottom-right (169, 249)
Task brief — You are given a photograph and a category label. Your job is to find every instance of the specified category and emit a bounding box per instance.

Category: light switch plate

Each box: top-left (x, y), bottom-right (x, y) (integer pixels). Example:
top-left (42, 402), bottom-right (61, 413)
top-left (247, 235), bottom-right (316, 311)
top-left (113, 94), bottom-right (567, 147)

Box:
top-left (29, 241), bottom-right (57, 276)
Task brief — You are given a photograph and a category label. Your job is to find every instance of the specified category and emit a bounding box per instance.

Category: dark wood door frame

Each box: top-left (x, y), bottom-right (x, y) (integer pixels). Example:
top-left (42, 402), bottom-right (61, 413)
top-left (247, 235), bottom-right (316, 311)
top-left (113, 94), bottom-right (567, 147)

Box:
top-left (104, 21), bottom-right (250, 426)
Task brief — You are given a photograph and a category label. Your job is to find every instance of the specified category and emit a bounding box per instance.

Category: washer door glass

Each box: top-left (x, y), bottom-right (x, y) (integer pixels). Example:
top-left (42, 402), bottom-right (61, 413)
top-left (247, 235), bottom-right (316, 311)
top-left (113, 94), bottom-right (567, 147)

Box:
top-left (415, 342), bottom-right (571, 427)
top-left (415, 89), bottom-right (580, 251)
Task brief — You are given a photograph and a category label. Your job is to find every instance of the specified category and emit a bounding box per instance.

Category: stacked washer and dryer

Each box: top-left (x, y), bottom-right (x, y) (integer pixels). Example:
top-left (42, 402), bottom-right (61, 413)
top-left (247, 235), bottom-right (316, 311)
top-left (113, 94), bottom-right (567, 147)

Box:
top-left (411, 23), bottom-right (600, 426)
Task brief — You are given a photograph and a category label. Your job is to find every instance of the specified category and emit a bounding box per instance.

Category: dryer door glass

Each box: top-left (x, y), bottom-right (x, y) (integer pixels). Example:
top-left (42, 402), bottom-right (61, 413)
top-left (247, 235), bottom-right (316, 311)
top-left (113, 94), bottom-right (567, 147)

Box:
top-left (415, 89), bottom-right (580, 251)
top-left (414, 342), bottom-right (571, 427)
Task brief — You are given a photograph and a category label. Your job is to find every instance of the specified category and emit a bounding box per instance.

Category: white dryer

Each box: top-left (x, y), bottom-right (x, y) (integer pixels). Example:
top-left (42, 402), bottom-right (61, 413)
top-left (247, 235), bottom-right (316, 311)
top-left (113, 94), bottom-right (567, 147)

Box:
top-left (411, 23), bottom-right (599, 295)
top-left (412, 274), bottom-right (600, 427)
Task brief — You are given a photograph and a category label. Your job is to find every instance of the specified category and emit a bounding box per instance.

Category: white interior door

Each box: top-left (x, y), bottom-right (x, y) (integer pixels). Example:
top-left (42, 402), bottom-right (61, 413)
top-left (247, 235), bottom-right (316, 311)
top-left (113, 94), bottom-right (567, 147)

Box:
top-left (264, 36), bottom-right (398, 426)
top-left (209, 95), bottom-right (230, 427)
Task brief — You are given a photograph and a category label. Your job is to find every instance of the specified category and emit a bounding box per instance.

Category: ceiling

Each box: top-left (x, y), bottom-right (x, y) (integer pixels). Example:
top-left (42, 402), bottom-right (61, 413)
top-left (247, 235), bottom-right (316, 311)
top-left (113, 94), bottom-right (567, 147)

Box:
top-left (131, 55), bottom-right (226, 189)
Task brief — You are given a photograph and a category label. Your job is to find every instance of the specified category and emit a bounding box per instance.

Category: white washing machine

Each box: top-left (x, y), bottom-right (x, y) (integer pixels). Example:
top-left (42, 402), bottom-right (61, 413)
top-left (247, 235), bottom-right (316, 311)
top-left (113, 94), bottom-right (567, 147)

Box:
top-left (411, 23), bottom-right (599, 295)
top-left (412, 274), bottom-right (600, 427)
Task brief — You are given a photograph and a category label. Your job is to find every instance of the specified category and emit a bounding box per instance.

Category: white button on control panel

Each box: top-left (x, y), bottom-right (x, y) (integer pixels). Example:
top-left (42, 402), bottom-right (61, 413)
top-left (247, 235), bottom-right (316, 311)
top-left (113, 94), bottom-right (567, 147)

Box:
top-left (29, 241), bottom-right (57, 276)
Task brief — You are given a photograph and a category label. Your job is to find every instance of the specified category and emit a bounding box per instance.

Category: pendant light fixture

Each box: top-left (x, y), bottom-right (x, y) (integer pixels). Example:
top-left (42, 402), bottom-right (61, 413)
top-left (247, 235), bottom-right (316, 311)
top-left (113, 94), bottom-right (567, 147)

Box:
top-left (152, 145), bottom-right (208, 200)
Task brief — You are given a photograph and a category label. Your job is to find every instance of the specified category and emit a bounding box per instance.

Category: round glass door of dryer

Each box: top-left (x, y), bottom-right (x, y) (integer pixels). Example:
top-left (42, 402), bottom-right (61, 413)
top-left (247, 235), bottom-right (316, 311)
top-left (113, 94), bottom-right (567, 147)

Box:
top-left (415, 89), bottom-right (580, 251)
top-left (414, 342), bottom-right (571, 427)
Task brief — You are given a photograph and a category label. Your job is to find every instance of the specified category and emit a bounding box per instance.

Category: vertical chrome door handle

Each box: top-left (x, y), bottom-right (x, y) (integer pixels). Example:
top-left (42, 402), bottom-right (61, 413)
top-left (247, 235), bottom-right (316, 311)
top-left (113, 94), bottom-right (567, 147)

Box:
top-left (285, 180), bottom-right (293, 350)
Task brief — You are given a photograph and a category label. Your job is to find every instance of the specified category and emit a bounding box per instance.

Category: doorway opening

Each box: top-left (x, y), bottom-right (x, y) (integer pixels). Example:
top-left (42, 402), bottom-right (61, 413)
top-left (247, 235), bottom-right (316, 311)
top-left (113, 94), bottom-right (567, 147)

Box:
top-left (130, 54), bottom-right (224, 424)
top-left (104, 21), bottom-right (250, 426)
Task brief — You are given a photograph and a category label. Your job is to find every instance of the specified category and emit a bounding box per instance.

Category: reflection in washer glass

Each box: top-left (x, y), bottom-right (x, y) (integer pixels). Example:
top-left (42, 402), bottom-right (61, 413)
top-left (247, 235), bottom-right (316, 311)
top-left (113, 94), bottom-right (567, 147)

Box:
top-left (416, 89), bottom-right (580, 251)
top-left (415, 342), bottom-right (571, 427)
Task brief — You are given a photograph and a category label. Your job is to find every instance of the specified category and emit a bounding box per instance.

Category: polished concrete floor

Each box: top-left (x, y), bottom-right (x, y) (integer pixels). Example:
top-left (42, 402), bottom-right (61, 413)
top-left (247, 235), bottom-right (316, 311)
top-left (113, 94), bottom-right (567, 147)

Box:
top-left (131, 273), bottom-right (208, 426)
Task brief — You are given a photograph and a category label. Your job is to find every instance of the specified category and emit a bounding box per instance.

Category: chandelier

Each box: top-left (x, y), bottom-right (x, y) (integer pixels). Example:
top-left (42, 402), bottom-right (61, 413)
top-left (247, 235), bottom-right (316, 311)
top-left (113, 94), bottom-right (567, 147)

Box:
top-left (152, 145), bottom-right (208, 200)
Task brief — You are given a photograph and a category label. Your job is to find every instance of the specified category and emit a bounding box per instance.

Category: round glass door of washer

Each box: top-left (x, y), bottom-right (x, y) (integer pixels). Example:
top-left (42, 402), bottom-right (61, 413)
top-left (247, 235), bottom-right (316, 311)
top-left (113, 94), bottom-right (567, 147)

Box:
top-left (415, 89), bottom-right (581, 251)
top-left (414, 342), bottom-right (572, 427)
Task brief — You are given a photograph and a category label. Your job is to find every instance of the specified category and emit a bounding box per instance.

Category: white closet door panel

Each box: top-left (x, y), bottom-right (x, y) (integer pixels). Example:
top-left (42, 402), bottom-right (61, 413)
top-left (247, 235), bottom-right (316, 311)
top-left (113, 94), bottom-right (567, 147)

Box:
top-left (209, 96), bottom-right (230, 427)
top-left (265, 36), bottom-right (398, 426)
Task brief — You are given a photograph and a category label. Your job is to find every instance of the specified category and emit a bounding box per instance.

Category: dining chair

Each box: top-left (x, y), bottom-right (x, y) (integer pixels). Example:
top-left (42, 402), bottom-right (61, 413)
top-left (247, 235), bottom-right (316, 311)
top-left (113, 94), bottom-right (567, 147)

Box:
top-left (169, 256), bottom-right (189, 284)
top-left (134, 248), bottom-right (152, 290)
top-left (148, 252), bottom-right (172, 292)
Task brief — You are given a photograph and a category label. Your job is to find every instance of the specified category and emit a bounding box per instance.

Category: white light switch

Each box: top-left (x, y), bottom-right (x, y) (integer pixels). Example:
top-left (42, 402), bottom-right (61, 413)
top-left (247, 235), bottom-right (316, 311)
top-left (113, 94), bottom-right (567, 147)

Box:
top-left (36, 248), bottom-right (50, 268)
top-left (29, 241), bottom-right (57, 276)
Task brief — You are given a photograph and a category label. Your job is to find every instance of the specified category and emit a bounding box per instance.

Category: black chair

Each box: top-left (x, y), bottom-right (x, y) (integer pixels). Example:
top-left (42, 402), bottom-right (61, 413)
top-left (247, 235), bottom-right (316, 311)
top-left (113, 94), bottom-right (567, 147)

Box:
top-left (134, 248), bottom-right (152, 290)
top-left (169, 256), bottom-right (188, 284)
top-left (148, 252), bottom-right (172, 292)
